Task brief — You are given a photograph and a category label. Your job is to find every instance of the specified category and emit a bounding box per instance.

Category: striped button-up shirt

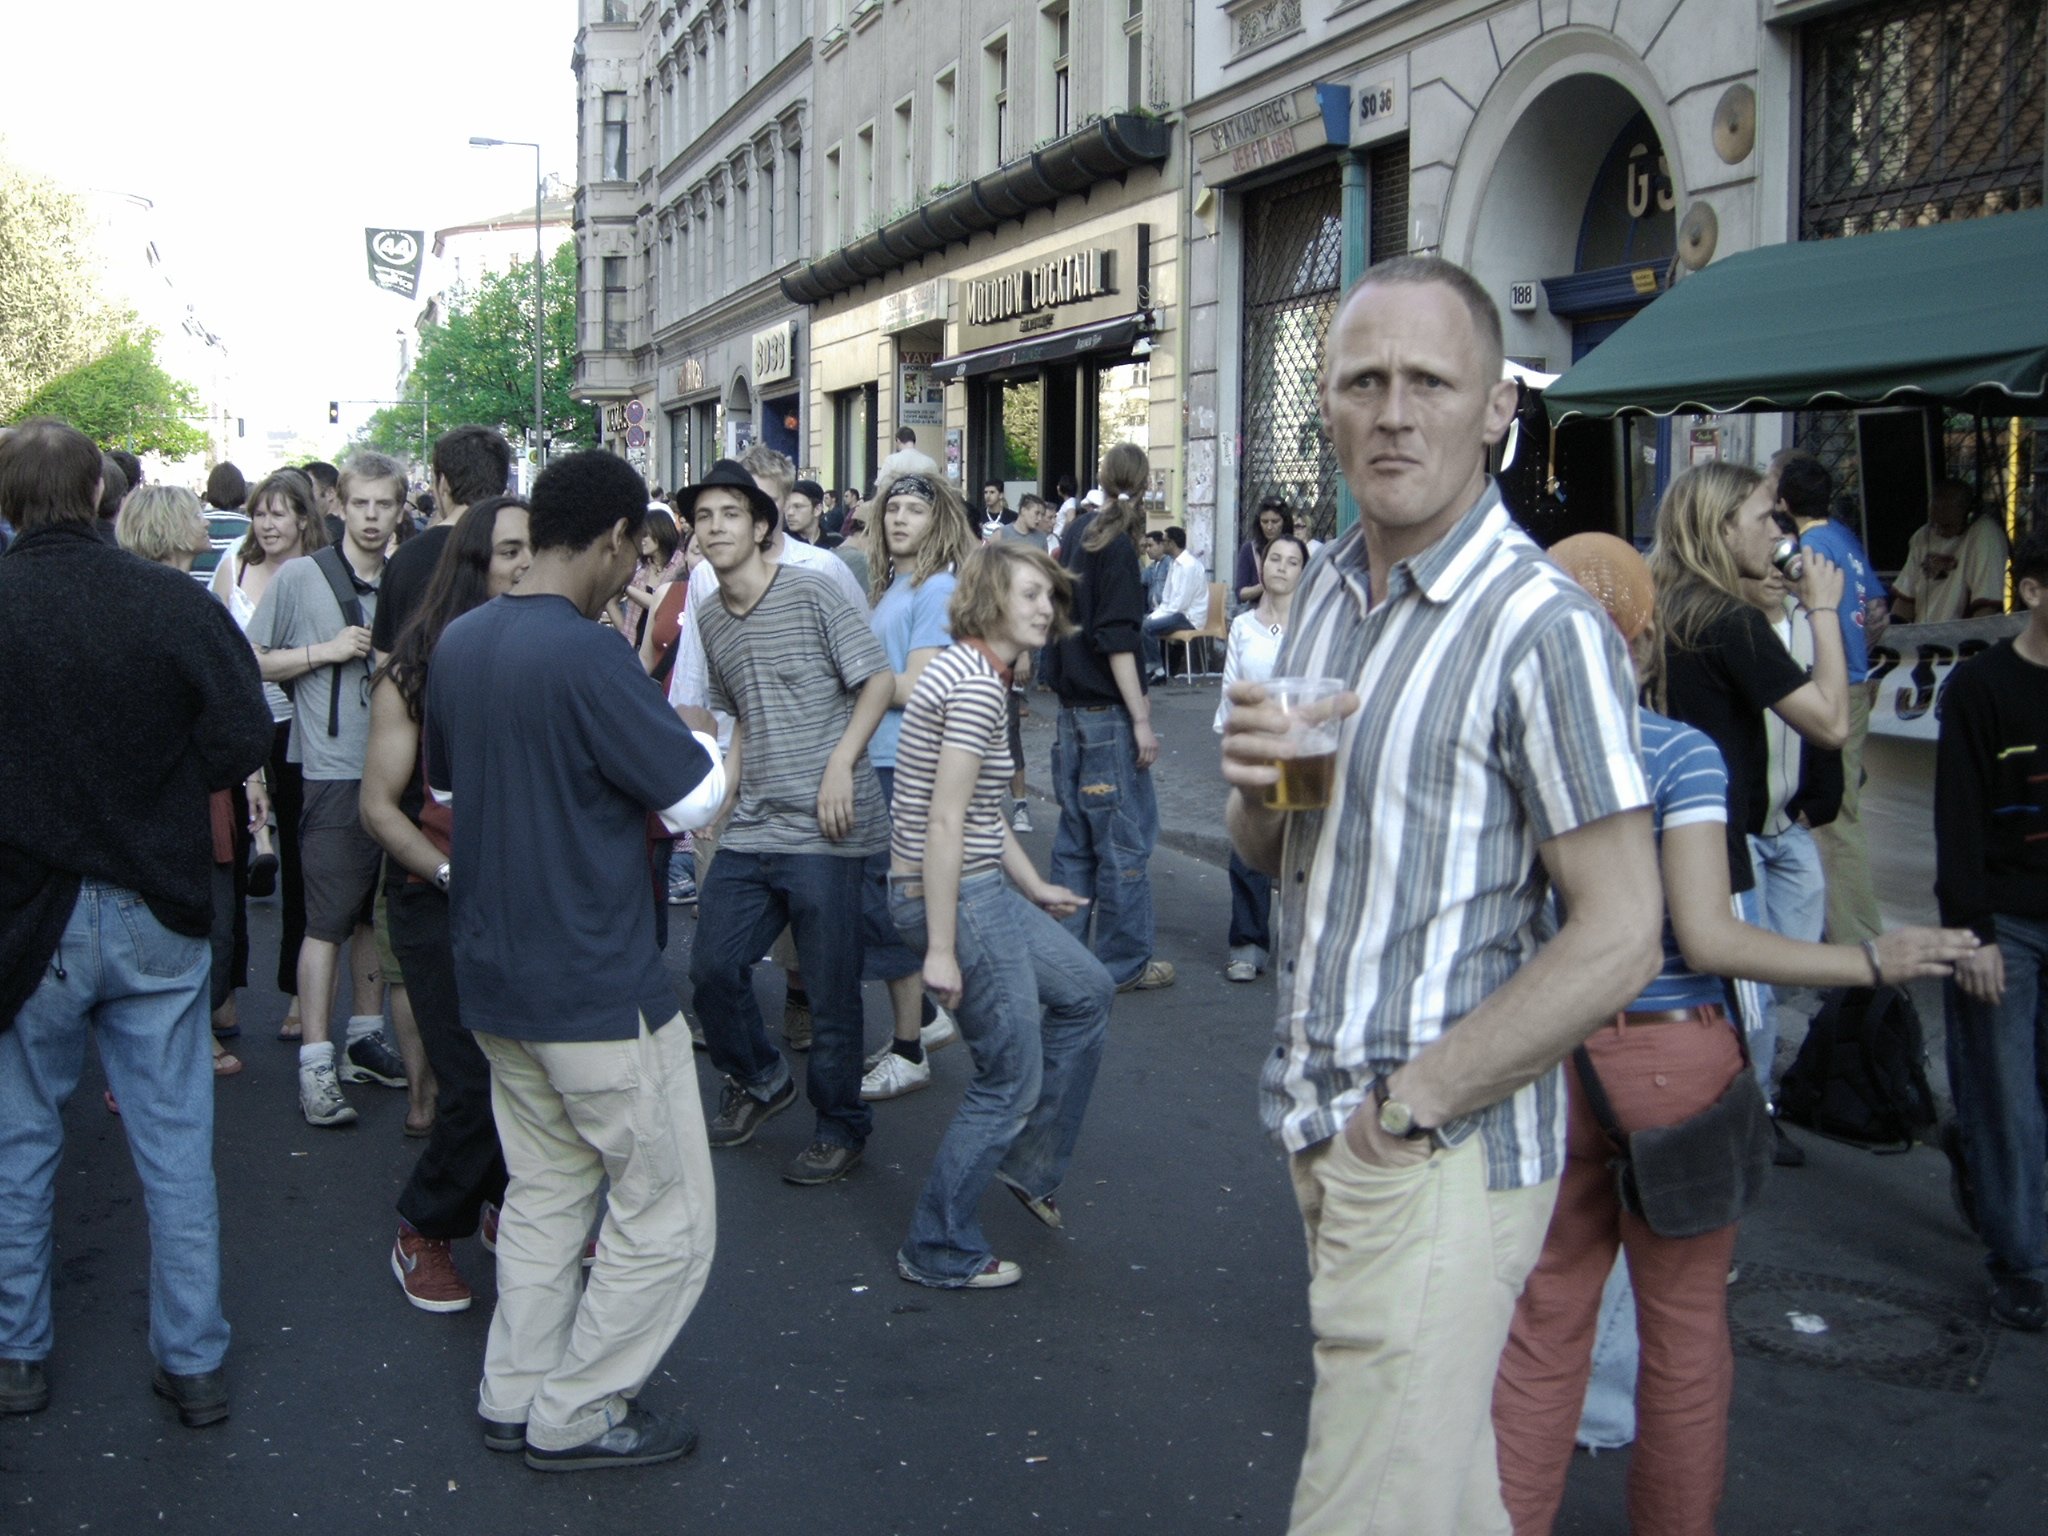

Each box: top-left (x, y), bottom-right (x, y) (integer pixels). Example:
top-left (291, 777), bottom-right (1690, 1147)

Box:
top-left (1260, 483), bottom-right (1649, 1190)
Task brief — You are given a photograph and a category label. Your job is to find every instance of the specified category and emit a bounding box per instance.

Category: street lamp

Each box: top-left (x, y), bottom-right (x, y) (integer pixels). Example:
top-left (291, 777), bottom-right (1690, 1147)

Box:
top-left (469, 136), bottom-right (547, 474)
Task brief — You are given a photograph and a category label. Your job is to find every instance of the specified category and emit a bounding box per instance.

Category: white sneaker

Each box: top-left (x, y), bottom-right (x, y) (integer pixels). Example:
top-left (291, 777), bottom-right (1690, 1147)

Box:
top-left (299, 1060), bottom-right (358, 1127)
top-left (861, 1050), bottom-right (932, 1101)
top-left (1011, 801), bottom-right (1033, 834)
top-left (921, 1006), bottom-right (959, 1052)
top-left (1224, 960), bottom-right (1258, 983)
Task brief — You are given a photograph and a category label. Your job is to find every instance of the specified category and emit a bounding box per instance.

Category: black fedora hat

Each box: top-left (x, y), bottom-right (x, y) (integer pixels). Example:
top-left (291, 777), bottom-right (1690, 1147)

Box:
top-left (677, 459), bottom-right (781, 525)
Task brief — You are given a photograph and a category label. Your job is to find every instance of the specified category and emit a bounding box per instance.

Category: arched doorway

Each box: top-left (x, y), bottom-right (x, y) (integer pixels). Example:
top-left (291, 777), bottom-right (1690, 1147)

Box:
top-left (725, 374), bottom-right (756, 457)
top-left (1456, 61), bottom-right (1682, 545)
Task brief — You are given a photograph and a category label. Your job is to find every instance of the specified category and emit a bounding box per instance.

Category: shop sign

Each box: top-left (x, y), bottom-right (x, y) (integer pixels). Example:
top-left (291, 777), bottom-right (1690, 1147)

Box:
top-left (751, 321), bottom-right (796, 386)
top-left (1346, 58), bottom-right (1408, 148)
top-left (601, 402), bottom-right (631, 438)
top-left (1194, 83), bottom-right (1349, 189)
top-left (955, 226), bottom-right (1146, 353)
top-left (667, 356), bottom-right (708, 399)
top-left (881, 278), bottom-right (950, 334)
top-left (898, 349), bottom-right (944, 429)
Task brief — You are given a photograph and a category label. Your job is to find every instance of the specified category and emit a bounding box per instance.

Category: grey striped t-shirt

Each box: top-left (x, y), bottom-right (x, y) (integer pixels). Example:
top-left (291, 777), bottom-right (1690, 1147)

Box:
top-left (700, 565), bottom-right (891, 857)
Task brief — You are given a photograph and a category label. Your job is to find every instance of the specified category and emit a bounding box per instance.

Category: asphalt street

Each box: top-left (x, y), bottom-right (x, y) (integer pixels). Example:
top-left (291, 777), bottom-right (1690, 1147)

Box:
top-left (3, 688), bottom-right (2043, 1535)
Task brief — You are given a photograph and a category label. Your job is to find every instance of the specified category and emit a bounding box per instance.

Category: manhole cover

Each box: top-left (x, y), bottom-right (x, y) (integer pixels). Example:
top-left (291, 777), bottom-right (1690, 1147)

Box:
top-left (1729, 1263), bottom-right (1997, 1393)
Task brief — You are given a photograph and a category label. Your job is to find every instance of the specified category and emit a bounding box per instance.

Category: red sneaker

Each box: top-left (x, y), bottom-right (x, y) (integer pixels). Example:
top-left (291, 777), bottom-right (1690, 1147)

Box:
top-left (479, 1202), bottom-right (595, 1268)
top-left (391, 1228), bottom-right (472, 1313)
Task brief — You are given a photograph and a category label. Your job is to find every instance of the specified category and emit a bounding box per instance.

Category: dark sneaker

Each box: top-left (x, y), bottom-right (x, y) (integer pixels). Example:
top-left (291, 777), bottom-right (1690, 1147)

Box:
top-left (997, 1175), bottom-right (1063, 1230)
top-left (152, 1365), bottom-right (229, 1428)
top-left (341, 1029), bottom-right (408, 1087)
top-left (480, 1412), bottom-right (527, 1453)
top-left (247, 851), bottom-right (278, 899)
top-left (782, 996), bottom-right (813, 1052)
top-left (706, 1076), bottom-right (797, 1148)
top-left (524, 1404), bottom-right (699, 1472)
top-left (782, 1141), bottom-right (863, 1186)
top-left (666, 869), bottom-right (698, 906)
top-left (896, 1254), bottom-right (1022, 1290)
top-left (391, 1228), bottom-right (473, 1313)
top-left (0, 1358), bottom-right (49, 1416)
top-left (1990, 1274), bottom-right (2047, 1332)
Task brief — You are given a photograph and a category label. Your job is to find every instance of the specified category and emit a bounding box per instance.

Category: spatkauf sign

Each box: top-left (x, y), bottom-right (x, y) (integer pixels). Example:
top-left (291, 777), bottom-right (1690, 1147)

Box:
top-left (955, 227), bottom-right (1146, 352)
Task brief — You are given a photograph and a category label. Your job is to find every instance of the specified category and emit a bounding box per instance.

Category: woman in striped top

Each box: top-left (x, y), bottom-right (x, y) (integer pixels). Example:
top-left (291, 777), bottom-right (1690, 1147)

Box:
top-left (886, 543), bottom-right (1116, 1290)
top-left (1492, 534), bottom-right (1977, 1536)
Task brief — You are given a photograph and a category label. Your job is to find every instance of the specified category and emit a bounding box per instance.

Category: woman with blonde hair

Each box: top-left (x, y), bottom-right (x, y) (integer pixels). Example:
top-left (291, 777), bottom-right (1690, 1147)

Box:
top-left (887, 541), bottom-right (1112, 1287)
top-left (853, 459), bottom-right (980, 1101)
top-left (121, 485), bottom-right (265, 1077)
top-left (212, 468), bottom-right (327, 1040)
top-left (1041, 441), bottom-right (1173, 991)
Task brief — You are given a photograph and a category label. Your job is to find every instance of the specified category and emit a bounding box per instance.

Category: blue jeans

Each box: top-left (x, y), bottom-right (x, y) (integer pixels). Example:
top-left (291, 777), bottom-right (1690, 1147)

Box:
top-left (860, 766), bottom-right (920, 984)
top-left (1944, 913), bottom-right (2048, 1283)
top-left (1747, 827), bottom-right (1827, 1091)
top-left (1050, 705), bottom-right (1159, 988)
top-left (890, 871), bottom-right (1113, 1283)
top-left (0, 882), bottom-right (229, 1374)
top-left (1228, 851), bottom-right (1272, 963)
top-left (688, 850), bottom-right (871, 1149)
top-left (1141, 613), bottom-right (1191, 676)
top-left (1576, 1255), bottom-right (1639, 1450)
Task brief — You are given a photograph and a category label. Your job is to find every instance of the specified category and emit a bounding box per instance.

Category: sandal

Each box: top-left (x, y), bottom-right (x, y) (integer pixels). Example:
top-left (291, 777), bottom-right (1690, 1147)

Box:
top-left (276, 1012), bottom-right (302, 1042)
top-left (213, 1048), bottom-right (243, 1078)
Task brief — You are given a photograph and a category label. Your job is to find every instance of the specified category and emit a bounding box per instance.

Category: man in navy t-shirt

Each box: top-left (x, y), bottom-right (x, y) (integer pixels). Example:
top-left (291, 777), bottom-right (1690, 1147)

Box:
top-left (1775, 451), bottom-right (1885, 945)
top-left (425, 451), bottom-right (726, 1473)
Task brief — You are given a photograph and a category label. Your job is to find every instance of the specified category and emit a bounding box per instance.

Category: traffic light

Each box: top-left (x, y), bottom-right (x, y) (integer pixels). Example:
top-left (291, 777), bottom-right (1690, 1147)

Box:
top-left (329, 401), bottom-right (340, 424)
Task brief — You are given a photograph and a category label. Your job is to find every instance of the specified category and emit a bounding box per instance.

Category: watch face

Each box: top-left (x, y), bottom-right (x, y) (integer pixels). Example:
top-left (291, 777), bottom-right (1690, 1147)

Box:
top-left (1379, 1099), bottom-right (1414, 1138)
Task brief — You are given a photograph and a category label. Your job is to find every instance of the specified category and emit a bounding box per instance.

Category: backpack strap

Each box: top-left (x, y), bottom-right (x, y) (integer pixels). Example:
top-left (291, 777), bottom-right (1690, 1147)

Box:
top-left (309, 547), bottom-right (369, 738)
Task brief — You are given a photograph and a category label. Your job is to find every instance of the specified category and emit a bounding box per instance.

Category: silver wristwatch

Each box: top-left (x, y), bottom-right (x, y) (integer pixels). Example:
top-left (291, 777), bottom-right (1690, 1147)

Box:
top-left (433, 861), bottom-right (451, 892)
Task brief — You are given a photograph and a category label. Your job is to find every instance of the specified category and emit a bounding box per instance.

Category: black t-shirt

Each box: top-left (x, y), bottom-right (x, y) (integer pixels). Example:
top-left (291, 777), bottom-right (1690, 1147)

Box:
top-left (424, 594), bottom-right (713, 1043)
top-left (1046, 521), bottom-right (1147, 709)
top-left (371, 523), bottom-right (452, 655)
top-left (1661, 602), bottom-right (1809, 892)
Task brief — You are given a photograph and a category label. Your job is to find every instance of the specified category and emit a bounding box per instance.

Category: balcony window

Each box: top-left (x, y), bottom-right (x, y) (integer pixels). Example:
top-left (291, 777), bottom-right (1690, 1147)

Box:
top-left (602, 255), bottom-right (629, 349)
top-left (602, 91), bottom-right (629, 180)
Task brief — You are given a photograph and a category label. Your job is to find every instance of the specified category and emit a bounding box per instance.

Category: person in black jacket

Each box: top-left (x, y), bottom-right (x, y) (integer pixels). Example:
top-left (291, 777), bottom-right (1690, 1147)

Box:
top-left (1936, 520), bottom-right (2048, 1333)
top-left (0, 418), bottom-right (273, 1428)
top-left (1042, 442), bottom-right (1174, 992)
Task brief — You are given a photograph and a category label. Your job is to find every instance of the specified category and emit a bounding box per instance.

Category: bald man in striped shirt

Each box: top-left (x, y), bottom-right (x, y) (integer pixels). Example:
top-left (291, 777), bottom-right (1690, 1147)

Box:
top-left (1221, 257), bottom-right (1663, 1536)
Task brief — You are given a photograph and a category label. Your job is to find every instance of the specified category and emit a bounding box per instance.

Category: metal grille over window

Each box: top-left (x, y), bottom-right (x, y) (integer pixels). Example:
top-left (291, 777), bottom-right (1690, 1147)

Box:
top-left (1801, 0), bottom-right (2044, 238)
top-left (1239, 165), bottom-right (1342, 547)
top-left (1369, 140), bottom-right (1410, 264)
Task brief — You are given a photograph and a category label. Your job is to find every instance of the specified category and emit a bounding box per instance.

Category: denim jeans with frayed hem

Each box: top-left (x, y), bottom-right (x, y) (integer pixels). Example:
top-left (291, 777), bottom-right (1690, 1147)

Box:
top-left (891, 872), bottom-right (1112, 1285)
top-left (1050, 705), bottom-right (1158, 988)
top-left (688, 849), bottom-right (869, 1149)
top-left (0, 882), bottom-right (228, 1375)
top-left (1945, 913), bottom-right (2048, 1283)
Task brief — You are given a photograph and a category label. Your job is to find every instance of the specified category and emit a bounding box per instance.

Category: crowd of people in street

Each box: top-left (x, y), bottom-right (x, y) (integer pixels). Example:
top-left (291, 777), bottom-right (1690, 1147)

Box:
top-left (0, 245), bottom-right (2041, 1525)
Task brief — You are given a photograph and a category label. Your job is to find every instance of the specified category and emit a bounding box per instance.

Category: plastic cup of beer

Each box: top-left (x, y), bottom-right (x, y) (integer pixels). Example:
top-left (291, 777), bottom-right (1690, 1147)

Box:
top-left (1259, 676), bottom-right (1347, 812)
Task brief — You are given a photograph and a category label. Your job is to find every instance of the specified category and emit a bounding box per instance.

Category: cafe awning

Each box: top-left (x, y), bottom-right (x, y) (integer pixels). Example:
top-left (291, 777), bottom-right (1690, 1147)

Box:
top-left (1543, 209), bottom-right (2048, 422)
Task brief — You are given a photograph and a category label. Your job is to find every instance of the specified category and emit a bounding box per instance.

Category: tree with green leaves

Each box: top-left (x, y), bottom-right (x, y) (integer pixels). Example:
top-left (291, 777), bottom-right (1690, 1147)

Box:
top-left (16, 331), bottom-right (209, 458)
top-left (0, 149), bottom-right (127, 418)
top-left (358, 243), bottom-right (590, 464)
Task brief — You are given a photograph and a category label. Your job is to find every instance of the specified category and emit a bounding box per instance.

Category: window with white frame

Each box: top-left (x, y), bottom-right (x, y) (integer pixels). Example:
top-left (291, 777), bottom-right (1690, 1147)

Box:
top-left (982, 34), bottom-right (1010, 171)
top-left (762, 155), bottom-right (777, 266)
top-left (933, 65), bottom-right (958, 187)
top-left (893, 98), bottom-right (914, 213)
top-left (602, 255), bottom-right (629, 348)
top-left (1043, 2), bottom-right (1071, 140)
top-left (854, 122), bottom-right (875, 232)
top-left (824, 143), bottom-right (842, 248)
top-left (785, 139), bottom-right (802, 251)
top-left (1124, 0), bottom-right (1146, 111)
top-left (602, 91), bottom-right (629, 179)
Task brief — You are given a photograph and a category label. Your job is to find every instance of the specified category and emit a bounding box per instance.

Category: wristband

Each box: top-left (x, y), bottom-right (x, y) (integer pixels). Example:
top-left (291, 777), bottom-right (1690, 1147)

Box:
top-left (1859, 939), bottom-right (1883, 987)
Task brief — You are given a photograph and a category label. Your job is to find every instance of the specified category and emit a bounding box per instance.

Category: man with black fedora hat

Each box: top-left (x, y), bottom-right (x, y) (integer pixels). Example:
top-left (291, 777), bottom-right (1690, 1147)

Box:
top-left (681, 458), bottom-right (894, 1186)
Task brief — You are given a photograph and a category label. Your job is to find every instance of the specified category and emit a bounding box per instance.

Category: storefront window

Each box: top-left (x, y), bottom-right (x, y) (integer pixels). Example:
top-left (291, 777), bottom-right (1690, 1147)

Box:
top-left (833, 383), bottom-right (877, 496)
top-left (667, 407), bottom-right (689, 489)
top-left (1094, 358), bottom-right (1149, 456)
top-left (998, 376), bottom-right (1042, 481)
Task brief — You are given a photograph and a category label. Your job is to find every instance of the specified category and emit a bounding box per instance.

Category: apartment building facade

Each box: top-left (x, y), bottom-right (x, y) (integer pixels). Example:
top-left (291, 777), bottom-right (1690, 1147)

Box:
top-left (1184, 0), bottom-right (2041, 560)
top-left (788, 0), bottom-right (1188, 530)
top-left (573, 0), bottom-right (816, 485)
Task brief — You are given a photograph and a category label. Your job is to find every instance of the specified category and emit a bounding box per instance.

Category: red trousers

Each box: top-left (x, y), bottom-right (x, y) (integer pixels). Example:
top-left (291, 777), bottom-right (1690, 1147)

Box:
top-left (1492, 1012), bottom-right (1744, 1536)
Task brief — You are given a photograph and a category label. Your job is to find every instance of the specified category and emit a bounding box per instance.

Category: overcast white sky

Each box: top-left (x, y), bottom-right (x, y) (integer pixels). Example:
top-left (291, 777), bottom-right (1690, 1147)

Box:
top-left (0, 0), bottom-right (576, 450)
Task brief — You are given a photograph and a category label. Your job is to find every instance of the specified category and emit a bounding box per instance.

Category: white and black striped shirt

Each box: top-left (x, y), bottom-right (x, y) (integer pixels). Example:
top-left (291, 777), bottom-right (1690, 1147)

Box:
top-left (1261, 484), bottom-right (1649, 1190)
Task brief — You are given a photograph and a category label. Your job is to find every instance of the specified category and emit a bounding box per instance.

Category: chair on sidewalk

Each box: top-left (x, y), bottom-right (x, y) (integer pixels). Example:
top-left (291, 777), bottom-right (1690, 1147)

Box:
top-left (1164, 583), bottom-right (1227, 683)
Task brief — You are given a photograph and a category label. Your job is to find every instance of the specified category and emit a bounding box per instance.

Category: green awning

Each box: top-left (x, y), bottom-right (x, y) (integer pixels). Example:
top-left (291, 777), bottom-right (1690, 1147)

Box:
top-left (1543, 209), bottom-right (2048, 422)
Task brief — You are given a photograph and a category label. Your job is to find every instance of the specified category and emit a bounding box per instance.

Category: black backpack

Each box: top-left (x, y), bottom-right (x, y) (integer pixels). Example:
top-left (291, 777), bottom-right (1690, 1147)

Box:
top-left (1777, 985), bottom-right (1938, 1150)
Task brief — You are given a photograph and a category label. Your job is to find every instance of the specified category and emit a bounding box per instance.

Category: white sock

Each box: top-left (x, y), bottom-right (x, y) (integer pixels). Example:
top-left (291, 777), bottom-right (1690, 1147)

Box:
top-left (299, 1041), bottom-right (335, 1070)
top-left (344, 1014), bottom-right (383, 1045)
